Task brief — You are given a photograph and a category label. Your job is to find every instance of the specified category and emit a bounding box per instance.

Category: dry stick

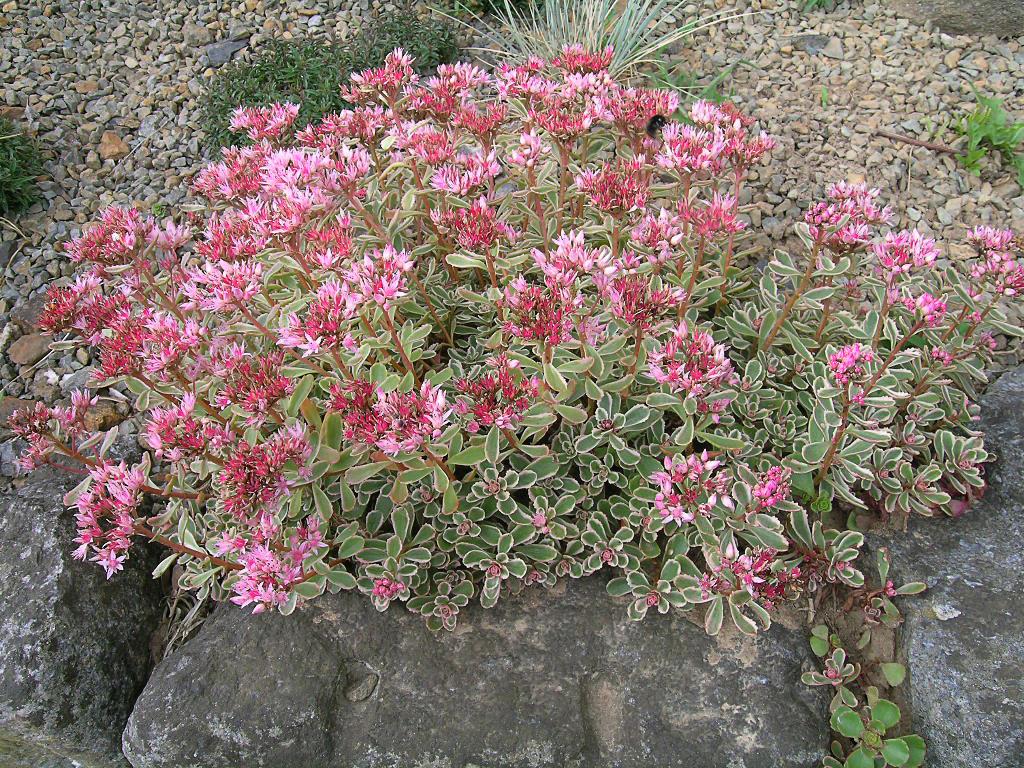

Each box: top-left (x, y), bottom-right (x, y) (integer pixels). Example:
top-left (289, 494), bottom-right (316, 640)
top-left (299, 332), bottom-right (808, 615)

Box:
top-left (874, 130), bottom-right (958, 155)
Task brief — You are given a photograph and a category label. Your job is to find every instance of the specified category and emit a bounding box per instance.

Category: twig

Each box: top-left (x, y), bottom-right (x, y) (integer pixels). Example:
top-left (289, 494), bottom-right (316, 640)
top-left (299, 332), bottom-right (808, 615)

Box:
top-left (875, 130), bottom-right (958, 155)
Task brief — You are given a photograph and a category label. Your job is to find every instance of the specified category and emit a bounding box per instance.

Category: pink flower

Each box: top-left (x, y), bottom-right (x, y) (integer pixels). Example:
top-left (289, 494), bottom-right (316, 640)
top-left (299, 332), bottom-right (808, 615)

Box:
top-left (343, 48), bottom-right (417, 103)
top-left (430, 150), bottom-right (502, 195)
top-left (278, 280), bottom-right (362, 356)
top-left (73, 460), bottom-right (147, 577)
top-left (575, 157), bottom-right (650, 217)
top-left (454, 354), bottom-right (540, 433)
top-left (229, 103), bottom-right (300, 142)
top-left (752, 467), bottom-right (792, 511)
top-left (329, 380), bottom-right (451, 456)
top-left (508, 130), bottom-right (550, 169)
top-left (678, 193), bottom-right (745, 239)
top-left (632, 208), bottom-right (684, 264)
top-left (145, 393), bottom-right (233, 462)
top-left (181, 259), bottom-right (263, 312)
top-left (649, 322), bottom-right (736, 403)
top-left (902, 292), bottom-right (947, 326)
top-left (828, 343), bottom-right (874, 386)
top-left (655, 123), bottom-right (727, 175)
top-left (532, 229), bottom-right (614, 288)
top-left (230, 544), bottom-right (301, 614)
top-left (551, 44), bottom-right (614, 74)
top-left (873, 230), bottom-right (940, 278)
top-left (347, 245), bottom-right (414, 309)
top-left (500, 276), bottom-right (583, 347)
top-left (650, 452), bottom-right (732, 524)
top-left (64, 206), bottom-right (148, 268)
top-left (372, 577), bottom-right (406, 600)
top-left (218, 424), bottom-right (312, 519)
top-left (213, 349), bottom-right (294, 425)
top-left (603, 274), bottom-right (683, 333)
top-left (431, 196), bottom-right (518, 252)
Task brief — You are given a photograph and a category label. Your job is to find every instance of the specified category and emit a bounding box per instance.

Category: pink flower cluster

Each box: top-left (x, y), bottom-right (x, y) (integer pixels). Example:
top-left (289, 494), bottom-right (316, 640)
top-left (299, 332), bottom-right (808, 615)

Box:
top-left (329, 381), bottom-right (451, 456)
top-left (873, 229), bottom-right (940, 279)
top-left (651, 452), bottom-right (732, 525)
top-left (752, 466), bottom-right (792, 512)
top-left (649, 322), bottom-right (736, 412)
top-left (73, 461), bottom-right (147, 578)
top-left (805, 182), bottom-right (894, 252)
top-left (229, 103), bottom-right (301, 142)
top-left (967, 226), bottom-right (1024, 296)
top-left (218, 424), bottom-right (312, 519)
top-left (454, 354), bottom-right (540, 433)
top-left (700, 542), bottom-right (801, 609)
top-left (827, 343), bottom-right (875, 386)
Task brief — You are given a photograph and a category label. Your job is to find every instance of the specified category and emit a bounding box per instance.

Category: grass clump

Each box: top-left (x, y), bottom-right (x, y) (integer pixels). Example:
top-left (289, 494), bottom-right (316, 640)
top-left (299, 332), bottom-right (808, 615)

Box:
top-left (201, 9), bottom-right (459, 150)
top-left (0, 118), bottom-right (43, 215)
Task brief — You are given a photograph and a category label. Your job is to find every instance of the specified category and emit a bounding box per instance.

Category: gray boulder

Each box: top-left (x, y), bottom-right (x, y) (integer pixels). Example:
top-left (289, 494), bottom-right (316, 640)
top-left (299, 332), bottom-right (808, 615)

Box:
top-left (123, 578), bottom-right (827, 768)
top-left (0, 463), bottom-right (164, 766)
top-left (889, 0), bottom-right (1024, 36)
top-left (880, 366), bottom-right (1024, 766)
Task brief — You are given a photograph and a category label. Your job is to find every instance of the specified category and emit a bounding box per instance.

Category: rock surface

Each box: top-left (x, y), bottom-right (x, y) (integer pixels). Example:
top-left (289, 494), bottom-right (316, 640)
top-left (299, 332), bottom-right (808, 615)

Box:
top-left (890, 0), bottom-right (1024, 37)
top-left (123, 578), bottom-right (827, 768)
top-left (880, 366), bottom-right (1024, 766)
top-left (0, 462), bottom-right (164, 766)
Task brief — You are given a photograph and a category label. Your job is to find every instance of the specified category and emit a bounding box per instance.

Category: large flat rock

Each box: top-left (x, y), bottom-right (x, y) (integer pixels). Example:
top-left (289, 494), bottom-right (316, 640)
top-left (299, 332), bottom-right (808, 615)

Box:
top-left (881, 366), bottom-right (1024, 766)
top-left (889, 0), bottom-right (1024, 36)
top-left (0, 463), bottom-right (164, 767)
top-left (123, 578), bottom-right (827, 768)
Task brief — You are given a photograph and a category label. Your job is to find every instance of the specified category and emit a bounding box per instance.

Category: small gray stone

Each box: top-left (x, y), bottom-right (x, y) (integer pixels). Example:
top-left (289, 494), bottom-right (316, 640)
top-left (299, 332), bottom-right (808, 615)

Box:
top-left (790, 34), bottom-right (831, 55)
top-left (204, 37), bottom-right (249, 67)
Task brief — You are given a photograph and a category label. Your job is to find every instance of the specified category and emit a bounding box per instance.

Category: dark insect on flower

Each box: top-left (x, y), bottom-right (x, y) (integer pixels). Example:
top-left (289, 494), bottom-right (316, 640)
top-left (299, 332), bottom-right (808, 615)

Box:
top-left (646, 114), bottom-right (669, 138)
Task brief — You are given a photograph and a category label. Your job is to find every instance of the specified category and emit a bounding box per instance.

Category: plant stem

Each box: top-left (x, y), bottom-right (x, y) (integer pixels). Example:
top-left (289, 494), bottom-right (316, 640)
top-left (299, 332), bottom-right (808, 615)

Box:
top-left (760, 234), bottom-right (824, 353)
top-left (380, 310), bottom-right (417, 381)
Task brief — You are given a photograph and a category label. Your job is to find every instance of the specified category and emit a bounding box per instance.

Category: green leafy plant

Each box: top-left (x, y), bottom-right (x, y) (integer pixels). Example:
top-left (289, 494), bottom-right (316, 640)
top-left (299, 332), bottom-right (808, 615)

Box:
top-left (450, 0), bottom-right (741, 77)
top-left (0, 117), bottom-right (44, 215)
top-left (955, 91), bottom-right (1024, 185)
top-left (805, 627), bottom-right (925, 768)
top-left (201, 10), bottom-right (458, 149)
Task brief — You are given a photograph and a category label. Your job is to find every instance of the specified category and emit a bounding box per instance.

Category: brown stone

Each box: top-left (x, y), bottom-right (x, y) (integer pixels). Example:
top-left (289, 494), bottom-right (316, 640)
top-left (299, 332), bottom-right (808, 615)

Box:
top-left (83, 401), bottom-right (125, 432)
top-left (74, 80), bottom-right (99, 94)
top-left (7, 333), bottom-right (51, 366)
top-left (98, 130), bottom-right (130, 161)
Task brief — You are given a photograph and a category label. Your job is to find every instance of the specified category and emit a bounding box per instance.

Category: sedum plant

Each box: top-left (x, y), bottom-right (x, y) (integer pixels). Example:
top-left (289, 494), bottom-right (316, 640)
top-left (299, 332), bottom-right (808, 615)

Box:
top-left (805, 627), bottom-right (925, 768)
top-left (10, 47), bottom-right (1023, 637)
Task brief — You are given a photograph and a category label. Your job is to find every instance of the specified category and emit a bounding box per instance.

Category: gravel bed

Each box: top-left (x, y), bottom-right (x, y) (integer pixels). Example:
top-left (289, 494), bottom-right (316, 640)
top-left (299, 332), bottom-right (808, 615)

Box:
top-left (0, 0), bottom-right (1022, 468)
